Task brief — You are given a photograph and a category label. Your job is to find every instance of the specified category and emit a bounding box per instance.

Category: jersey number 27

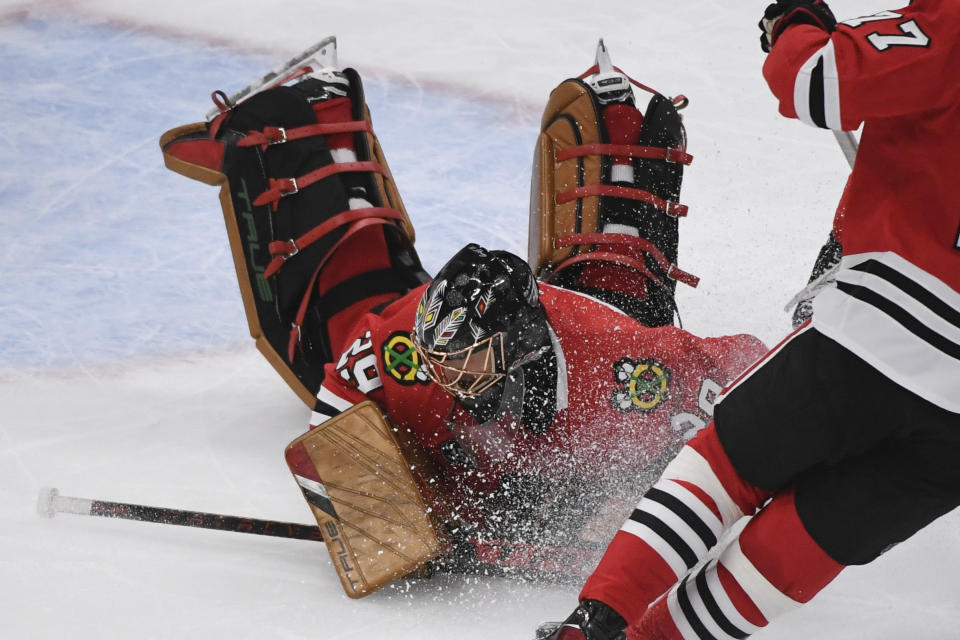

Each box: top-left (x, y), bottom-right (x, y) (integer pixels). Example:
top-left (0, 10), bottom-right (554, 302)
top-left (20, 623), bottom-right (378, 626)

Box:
top-left (842, 12), bottom-right (930, 52)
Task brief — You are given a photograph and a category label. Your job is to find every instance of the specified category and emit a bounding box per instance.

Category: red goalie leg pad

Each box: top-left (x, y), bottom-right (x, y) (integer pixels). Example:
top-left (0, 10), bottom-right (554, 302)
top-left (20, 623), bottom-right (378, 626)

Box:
top-left (578, 260), bottom-right (650, 300)
top-left (310, 98), bottom-right (398, 355)
top-left (317, 229), bottom-right (397, 355)
top-left (312, 97), bottom-right (356, 152)
top-left (163, 138), bottom-right (226, 174)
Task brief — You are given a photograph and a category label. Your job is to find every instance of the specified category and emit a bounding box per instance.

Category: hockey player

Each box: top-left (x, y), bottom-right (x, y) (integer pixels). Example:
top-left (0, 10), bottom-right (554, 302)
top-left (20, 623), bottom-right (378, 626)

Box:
top-left (540, 1), bottom-right (960, 639)
top-left (314, 242), bottom-right (762, 551)
top-left (159, 41), bottom-right (767, 595)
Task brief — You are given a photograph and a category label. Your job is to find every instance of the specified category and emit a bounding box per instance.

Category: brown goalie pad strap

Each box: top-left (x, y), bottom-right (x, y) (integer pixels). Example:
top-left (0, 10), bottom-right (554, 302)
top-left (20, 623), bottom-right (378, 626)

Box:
top-left (285, 401), bottom-right (449, 597)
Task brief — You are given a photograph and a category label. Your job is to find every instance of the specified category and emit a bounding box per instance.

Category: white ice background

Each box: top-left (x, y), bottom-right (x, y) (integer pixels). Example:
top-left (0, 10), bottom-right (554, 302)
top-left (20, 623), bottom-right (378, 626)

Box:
top-left (1, 1), bottom-right (957, 638)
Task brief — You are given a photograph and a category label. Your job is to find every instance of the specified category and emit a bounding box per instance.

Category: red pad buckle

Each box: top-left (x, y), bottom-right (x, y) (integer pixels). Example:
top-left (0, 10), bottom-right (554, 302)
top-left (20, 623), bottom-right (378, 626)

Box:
top-left (665, 201), bottom-right (688, 218)
top-left (277, 177), bottom-right (299, 196)
top-left (265, 127), bottom-right (288, 145)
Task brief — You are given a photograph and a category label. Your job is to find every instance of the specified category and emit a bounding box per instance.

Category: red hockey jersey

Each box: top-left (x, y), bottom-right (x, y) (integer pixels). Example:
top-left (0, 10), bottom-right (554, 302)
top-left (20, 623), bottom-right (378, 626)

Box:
top-left (310, 282), bottom-right (766, 524)
top-left (762, 2), bottom-right (960, 413)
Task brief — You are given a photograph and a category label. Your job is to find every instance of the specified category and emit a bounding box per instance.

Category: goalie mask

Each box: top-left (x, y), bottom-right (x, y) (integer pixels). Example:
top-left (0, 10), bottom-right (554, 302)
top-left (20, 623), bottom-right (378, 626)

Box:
top-left (413, 244), bottom-right (550, 403)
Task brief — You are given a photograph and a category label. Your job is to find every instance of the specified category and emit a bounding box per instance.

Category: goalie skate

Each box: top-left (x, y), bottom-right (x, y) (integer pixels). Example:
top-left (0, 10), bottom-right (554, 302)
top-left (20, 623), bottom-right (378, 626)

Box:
top-left (204, 36), bottom-right (339, 121)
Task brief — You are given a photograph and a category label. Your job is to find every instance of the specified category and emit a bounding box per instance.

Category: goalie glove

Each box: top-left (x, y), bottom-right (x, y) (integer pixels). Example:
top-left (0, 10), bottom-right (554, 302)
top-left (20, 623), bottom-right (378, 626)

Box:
top-left (759, 0), bottom-right (837, 53)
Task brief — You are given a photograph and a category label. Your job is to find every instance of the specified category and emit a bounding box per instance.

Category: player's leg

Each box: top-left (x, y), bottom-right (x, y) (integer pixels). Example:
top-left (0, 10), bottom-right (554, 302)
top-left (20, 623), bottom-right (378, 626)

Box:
top-left (713, 324), bottom-right (947, 492)
top-left (577, 425), bottom-right (772, 626)
top-left (636, 410), bottom-right (960, 640)
top-left (634, 488), bottom-right (842, 640)
top-left (574, 325), bottom-right (828, 625)
top-left (634, 334), bottom-right (960, 639)
top-left (572, 323), bottom-right (914, 630)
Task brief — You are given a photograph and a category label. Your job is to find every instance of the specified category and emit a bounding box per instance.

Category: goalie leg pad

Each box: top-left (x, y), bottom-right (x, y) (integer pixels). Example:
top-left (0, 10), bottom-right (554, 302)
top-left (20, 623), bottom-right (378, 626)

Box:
top-left (529, 77), bottom-right (698, 327)
top-left (160, 67), bottom-right (428, 407)
top-left (285, 401), bottom-right (450, 597)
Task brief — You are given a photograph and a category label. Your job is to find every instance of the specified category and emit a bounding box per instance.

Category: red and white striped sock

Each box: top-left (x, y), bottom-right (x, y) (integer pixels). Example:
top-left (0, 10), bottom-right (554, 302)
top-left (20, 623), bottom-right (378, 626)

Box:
top-left (635, 489), bottom-right (844, 639)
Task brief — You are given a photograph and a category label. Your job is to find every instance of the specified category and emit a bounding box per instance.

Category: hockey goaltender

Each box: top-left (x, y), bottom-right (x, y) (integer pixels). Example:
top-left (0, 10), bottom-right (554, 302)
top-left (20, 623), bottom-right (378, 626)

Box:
top-left (159, 39), bottom-right (769, 598)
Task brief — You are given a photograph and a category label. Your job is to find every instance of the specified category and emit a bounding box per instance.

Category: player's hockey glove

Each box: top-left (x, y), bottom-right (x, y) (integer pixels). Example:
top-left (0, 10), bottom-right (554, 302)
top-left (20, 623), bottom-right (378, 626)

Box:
top-left (759, 0), bottom-right (837, 52)
top-left (787, 230), bottom-right (842, 328)
top-left (536, 600), bottom-right (628, 640)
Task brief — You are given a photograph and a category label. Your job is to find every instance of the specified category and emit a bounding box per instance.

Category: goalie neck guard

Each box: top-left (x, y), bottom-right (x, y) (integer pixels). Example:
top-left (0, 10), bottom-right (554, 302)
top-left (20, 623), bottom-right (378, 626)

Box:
top-left (529, 40), bottom-right (700, 328)
top-left (160, 47), bottom-right (428, 407)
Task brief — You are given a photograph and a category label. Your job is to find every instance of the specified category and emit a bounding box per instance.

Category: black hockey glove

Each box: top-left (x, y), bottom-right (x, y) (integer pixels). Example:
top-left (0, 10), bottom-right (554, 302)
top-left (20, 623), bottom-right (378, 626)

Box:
top-left (759, 0), bottom-right (837, 52)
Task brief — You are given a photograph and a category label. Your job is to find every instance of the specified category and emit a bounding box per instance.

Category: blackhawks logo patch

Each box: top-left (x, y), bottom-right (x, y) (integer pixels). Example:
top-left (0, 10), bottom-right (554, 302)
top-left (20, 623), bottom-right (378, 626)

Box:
top-left (611, 357), bottom-right (672, 413)
top-left (381, 331), bottom-right (429, 386)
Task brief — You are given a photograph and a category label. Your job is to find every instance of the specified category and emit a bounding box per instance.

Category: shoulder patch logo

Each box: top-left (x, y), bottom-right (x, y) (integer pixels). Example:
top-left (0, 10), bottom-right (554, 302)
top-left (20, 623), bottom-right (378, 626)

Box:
top-left (381, 331), bottom-right (430, 386)
top-left (611, 357), bottom-right (672, 413)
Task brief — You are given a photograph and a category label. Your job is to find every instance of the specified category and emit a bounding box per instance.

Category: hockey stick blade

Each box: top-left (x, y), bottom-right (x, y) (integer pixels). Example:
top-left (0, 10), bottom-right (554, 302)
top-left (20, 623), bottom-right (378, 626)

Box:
top-left (204, 35), bottom-right (338, 121)
top-left (38, 487), bottom-right (324, 542)
top-left (535, 622), bottom-right (564, 640)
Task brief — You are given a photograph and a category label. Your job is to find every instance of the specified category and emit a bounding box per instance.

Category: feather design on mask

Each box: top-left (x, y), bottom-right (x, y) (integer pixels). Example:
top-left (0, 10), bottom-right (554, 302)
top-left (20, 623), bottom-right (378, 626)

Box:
top-left (434, 307), bottom-right (466, 346)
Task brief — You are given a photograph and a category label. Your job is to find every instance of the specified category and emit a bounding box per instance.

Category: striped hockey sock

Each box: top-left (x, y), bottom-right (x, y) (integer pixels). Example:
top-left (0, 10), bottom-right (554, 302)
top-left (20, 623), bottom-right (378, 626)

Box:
top-left (636, 490), bottom-right (844, 640)
top-left (580, 426), bottom-right (771, 623)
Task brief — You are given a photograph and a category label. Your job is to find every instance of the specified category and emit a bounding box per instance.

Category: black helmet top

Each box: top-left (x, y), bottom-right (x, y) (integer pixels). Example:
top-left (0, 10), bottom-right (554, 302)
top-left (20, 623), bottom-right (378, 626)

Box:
top-left (413, 244), bottom-right (549, 397)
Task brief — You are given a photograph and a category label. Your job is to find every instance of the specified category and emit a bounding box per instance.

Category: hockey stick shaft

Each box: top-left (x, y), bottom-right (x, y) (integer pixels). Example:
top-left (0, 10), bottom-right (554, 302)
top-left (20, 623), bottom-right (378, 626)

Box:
top-left (38, 487), bottom-right (324, 542)
top-left (38, 488), bottom-right (596, 583)
top-left (833, 130), bottom-right (859, 169)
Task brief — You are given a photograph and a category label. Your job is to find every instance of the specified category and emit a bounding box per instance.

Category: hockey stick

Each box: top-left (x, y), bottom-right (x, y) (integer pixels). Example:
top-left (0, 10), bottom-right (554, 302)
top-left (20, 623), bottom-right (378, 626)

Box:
top-left (38, 487), bottom-right (600, 583)
top-left (833, 130), bottom-right (859, 169)
top-left (37, 487), bottom-right (324, 542)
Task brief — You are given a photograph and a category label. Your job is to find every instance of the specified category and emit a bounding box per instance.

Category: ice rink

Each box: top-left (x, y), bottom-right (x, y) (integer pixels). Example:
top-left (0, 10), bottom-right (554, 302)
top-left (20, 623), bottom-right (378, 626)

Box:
top-left (1, 1), bottom-right (958, 638)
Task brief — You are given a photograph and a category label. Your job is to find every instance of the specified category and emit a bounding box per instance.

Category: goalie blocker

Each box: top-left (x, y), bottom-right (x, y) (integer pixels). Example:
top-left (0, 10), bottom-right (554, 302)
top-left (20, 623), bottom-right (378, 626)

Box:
top-left (285, 401), bottom-right (450, 597)
top-left (160, 58), bottom-right (428, 407)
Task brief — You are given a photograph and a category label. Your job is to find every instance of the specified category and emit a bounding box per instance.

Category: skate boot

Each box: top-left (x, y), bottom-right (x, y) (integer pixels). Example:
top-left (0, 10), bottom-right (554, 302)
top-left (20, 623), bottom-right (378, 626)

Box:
top-left (536, 600), bottom-right (629, 640)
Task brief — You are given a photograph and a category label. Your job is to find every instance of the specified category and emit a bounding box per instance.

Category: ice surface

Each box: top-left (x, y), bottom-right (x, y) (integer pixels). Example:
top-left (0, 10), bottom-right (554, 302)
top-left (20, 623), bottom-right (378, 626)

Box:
top-left (1, 1), bottom-right (958, 638)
